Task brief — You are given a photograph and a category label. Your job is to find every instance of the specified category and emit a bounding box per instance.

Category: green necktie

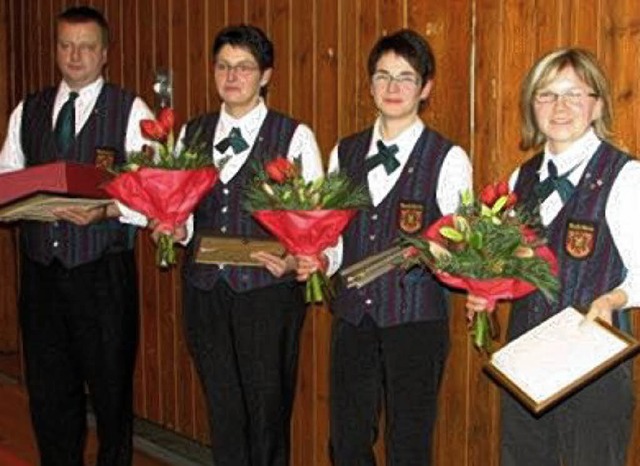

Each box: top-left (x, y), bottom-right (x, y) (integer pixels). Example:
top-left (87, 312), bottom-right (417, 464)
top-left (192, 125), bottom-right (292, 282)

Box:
top-left (214, 127), bottom-right (249, 154)
top-left (365, 140), bottom-right (401, 174)
top-left (534, 160), bottom-right (577, 203)
top-left (54, 91), bottom-right (79, 154)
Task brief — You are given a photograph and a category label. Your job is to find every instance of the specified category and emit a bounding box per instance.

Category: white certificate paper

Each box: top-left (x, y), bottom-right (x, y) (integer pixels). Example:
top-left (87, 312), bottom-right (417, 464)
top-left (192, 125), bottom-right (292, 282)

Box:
top-left (485, 306), bottom-right (639, 414)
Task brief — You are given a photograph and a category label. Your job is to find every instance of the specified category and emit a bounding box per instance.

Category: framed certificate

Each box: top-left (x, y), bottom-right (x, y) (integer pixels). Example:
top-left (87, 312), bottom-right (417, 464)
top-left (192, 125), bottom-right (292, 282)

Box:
top-left (194, 234), bottom-right (285, 267)
top-left (0, 194), bottom-right (112, 222)
top-left (485, 307), bottom-right (640, 414)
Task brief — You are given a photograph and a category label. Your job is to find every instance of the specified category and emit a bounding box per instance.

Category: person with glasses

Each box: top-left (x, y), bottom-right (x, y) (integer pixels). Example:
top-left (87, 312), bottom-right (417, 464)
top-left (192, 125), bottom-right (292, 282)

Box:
top-left (157, 24), bottom-right (322, 466)
top-left (466, 48), bottom-right (640, 466)
top-left (0, 6), bottom-right (153, 466)
top-left (298, 28), bottom-right (472, 465)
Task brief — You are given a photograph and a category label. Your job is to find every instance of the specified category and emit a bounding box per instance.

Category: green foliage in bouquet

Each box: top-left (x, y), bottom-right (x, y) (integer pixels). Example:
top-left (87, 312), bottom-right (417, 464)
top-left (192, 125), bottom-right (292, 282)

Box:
top-left (403, 182), bottom-right (559, 301)
top-left (243, 157), bottom-right (370, 211)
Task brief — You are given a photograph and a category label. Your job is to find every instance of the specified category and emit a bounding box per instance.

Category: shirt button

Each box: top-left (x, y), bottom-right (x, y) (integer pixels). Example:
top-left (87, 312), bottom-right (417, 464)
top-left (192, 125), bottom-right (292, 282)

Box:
top-left (369, 234), bottom-right (376, 241)
top-left (223, 188), bottom-right (230, 196)
top-left (371, 214), bottom-right (378, 221)
top-left (220, 226), bottom-right (227, 233)
top-left (221, 206), bottom-right (228, 213)
top-left (53, 221), bottom-right (59, 227)
top-left (365, 298), bottom-right (373, 305)
top-left (53, 241), bottom-right (59, 248)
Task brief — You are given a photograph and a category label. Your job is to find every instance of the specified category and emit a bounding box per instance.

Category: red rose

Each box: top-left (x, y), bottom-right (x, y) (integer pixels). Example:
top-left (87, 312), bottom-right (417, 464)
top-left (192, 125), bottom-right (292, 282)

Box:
top-left (140, 119), bottom-right (168, 141)
top-left (479, 184), bottom-right (498, 206)
top-left (265, 157), bottom-right (296, 183)
top-left (157, 107), bottom-right (175, 133)
top-left (496, 181), bottom-right (509, 197)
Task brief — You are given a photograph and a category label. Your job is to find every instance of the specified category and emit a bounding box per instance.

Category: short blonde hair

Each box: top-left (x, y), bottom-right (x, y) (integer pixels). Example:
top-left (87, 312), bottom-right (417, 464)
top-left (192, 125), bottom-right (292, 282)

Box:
top-left (520, 48), bottom-right (613, 151)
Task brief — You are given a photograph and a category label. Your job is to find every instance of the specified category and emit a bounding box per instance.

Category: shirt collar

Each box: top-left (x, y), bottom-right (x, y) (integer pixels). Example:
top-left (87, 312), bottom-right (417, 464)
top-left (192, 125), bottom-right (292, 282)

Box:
top-left (219, 99), bottom-right (267, 137)
top-left (541, 128), bottom-right (601, 177)
top-left (58, 77), bottom-right (104, 102)
top-left (370, 117), bottom-right (424, 157)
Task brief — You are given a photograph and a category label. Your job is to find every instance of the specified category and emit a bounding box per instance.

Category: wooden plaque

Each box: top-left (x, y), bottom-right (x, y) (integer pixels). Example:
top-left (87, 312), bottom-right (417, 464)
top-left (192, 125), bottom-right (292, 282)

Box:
top-left (0, 194), bottom-right (112, 222)
top-left (195, 234), bottom-right (285, 267)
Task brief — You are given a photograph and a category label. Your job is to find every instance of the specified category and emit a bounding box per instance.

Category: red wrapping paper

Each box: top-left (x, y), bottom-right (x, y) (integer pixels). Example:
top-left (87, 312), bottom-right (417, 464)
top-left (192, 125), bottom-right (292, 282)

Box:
top-left (252, 209), bottom-right (356, 255)
top-left (103, 167), bottom-right (218, 232)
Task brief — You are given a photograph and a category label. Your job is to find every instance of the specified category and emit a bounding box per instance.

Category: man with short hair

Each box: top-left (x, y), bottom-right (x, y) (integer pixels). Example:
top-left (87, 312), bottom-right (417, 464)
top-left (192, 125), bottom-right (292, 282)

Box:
top-left (0, 6), bottom-right (152, 465)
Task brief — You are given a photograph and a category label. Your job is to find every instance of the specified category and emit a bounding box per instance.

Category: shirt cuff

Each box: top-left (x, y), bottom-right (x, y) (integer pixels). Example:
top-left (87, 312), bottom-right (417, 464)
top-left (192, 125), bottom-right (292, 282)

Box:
top-left (116, 201), bottom-right (148, 227)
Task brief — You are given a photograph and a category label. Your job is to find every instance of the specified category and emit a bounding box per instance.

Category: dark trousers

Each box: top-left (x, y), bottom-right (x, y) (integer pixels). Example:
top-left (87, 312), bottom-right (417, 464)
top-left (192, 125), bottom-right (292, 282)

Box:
top-left (329, 315), bottom-right (449, 466)
top-left (19, 253), bottom-right (138, 466)
top-left (184, 280), bottom-right (307, 466)
top-left (501, 362), bottom-right (634, 466)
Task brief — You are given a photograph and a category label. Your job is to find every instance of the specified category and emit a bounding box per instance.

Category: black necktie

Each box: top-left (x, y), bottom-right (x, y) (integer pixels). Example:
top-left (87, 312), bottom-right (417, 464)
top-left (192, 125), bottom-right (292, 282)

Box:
top-left (54, 91), bottom-right (79, 154)
top-left (534, 160), bottom-right (577, 203)
top-left (214, 127), bottom-right (249, 154)
top-left (365, 140), bottom-right (400, 174)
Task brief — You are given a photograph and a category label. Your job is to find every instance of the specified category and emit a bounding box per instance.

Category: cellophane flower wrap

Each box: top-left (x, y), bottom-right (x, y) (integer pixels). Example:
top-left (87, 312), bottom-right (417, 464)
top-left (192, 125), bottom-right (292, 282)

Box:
top-left (402, 181), bottom-right (559, 352)
top-left (104, 107), bottom-right (218, 267)
top-left (244, 157), bottom-right (369, 303)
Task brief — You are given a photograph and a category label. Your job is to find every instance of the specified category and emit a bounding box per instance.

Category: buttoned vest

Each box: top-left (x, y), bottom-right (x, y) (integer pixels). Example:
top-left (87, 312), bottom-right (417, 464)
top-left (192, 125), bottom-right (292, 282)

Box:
top-left (331, 126), bottom-right (453, 327)
top-left (183, 110), bottom-right (300, 291)
top-left (20, 84), bottom-right (135, 267)
top-left (509, 142), bottom-right (630, 339)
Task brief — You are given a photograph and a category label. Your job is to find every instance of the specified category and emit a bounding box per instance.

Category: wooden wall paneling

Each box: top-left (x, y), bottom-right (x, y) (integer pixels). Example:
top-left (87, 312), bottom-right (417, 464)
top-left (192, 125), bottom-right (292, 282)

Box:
top-left (314, 0), bottom-right (339, 157)
top-left (289, 1), bottom-right (319, 462)
top-left (0, 0), bottom-right (19, 354)
top-left (337, 0), bottom-right (359, 137)
top-left (405, 2), bottom-right (474, 465)
top-left (247, 0), bottom-right (269, 33)
top-left (379, 0), bottom-right (405, 36)
top-left (168, 0), bottom-right (196, 441)
top-left (153, 0), bottom-right (179, 432)
top-left (268, 0), bottom-right (292, 115)
top-left (226, 0), bottom-right (246, 25)
top-left (604, 0), bottom-right (640, 153)
top-left (355, 0), bottom-right (378, 132)
top-left (469, 2), bottom-right (506, 466)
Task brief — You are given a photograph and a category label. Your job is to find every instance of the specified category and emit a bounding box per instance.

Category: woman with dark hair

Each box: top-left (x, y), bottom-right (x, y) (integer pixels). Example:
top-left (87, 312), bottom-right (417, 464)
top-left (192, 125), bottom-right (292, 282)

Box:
top-left (298, 28), bottom-right (472, 466)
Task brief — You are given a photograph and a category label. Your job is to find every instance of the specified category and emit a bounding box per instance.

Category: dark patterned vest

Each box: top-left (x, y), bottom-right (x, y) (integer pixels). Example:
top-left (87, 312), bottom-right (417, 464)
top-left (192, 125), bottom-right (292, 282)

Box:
top-left (509, 142), bottom-right (631, 339)
top-left (183, 110), bottom-right (300, 291)
top-left (19, 84), bottom-right (136, 268)
top-left (331, 126), bottom-right (453, 327)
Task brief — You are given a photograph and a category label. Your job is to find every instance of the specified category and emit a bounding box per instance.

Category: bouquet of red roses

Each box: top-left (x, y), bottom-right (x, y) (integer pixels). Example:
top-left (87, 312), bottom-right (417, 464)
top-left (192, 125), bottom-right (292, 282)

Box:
top-left (403, 181), bottom-right (559, 352)
top-left (104, 107), bottom-right (219, 267)
top-left (244, 158), bottom-right (369, 303)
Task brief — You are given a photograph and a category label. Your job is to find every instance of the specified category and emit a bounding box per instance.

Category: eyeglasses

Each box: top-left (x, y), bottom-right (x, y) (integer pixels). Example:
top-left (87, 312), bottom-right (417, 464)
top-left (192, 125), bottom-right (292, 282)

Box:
top-left (534, 90), bottom-right (599, 105)
top-left (372, 71), bottom-right (421, 89)
top-left (214, 61), bottom-right (259, 76)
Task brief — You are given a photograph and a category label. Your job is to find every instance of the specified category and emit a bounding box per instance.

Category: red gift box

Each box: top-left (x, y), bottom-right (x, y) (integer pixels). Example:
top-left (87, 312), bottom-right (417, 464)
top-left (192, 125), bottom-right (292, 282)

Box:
top-left (0, 161), bottom-right (111, 206)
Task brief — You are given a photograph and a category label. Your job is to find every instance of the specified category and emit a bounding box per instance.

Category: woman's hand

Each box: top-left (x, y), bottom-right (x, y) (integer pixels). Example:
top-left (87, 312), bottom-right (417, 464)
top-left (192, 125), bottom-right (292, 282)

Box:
top-left (251, 251), bottom-right (297, 278)
top-left (465, 294), bottom-right (490, 323)
top-left (585, 289), bottom-right (627, 325)
top-left (294, 255), bottom-right (328, 282)
top-left (148, 219), bottom-right (187, 245)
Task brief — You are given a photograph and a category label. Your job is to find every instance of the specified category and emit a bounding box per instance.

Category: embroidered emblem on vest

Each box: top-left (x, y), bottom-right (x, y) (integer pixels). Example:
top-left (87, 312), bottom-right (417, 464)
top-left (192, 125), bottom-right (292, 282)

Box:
top-left (95, 147), bottom-right (116, 170)
top-left (565, 220), bottom-right (596, 259)
top-left (398, 201), bottom-right (424, 234)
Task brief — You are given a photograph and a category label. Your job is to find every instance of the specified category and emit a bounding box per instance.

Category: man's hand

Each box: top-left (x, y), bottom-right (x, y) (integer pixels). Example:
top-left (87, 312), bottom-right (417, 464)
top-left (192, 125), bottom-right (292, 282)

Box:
top-left (251, 251), bottom-right (296, 278)
top-left (52, 202), bottom-right (116, 226)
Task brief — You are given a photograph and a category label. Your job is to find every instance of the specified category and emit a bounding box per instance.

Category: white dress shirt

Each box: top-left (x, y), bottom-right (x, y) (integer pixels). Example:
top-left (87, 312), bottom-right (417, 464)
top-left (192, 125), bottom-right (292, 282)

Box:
top-left (324, 117), bottom-right (473, 274)
top-left (176, 99), bottom-right (323, 243)
top-left (508, 129), bottom-right (640, 307)
top-left (0, 77), bottom-right (154, 224)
